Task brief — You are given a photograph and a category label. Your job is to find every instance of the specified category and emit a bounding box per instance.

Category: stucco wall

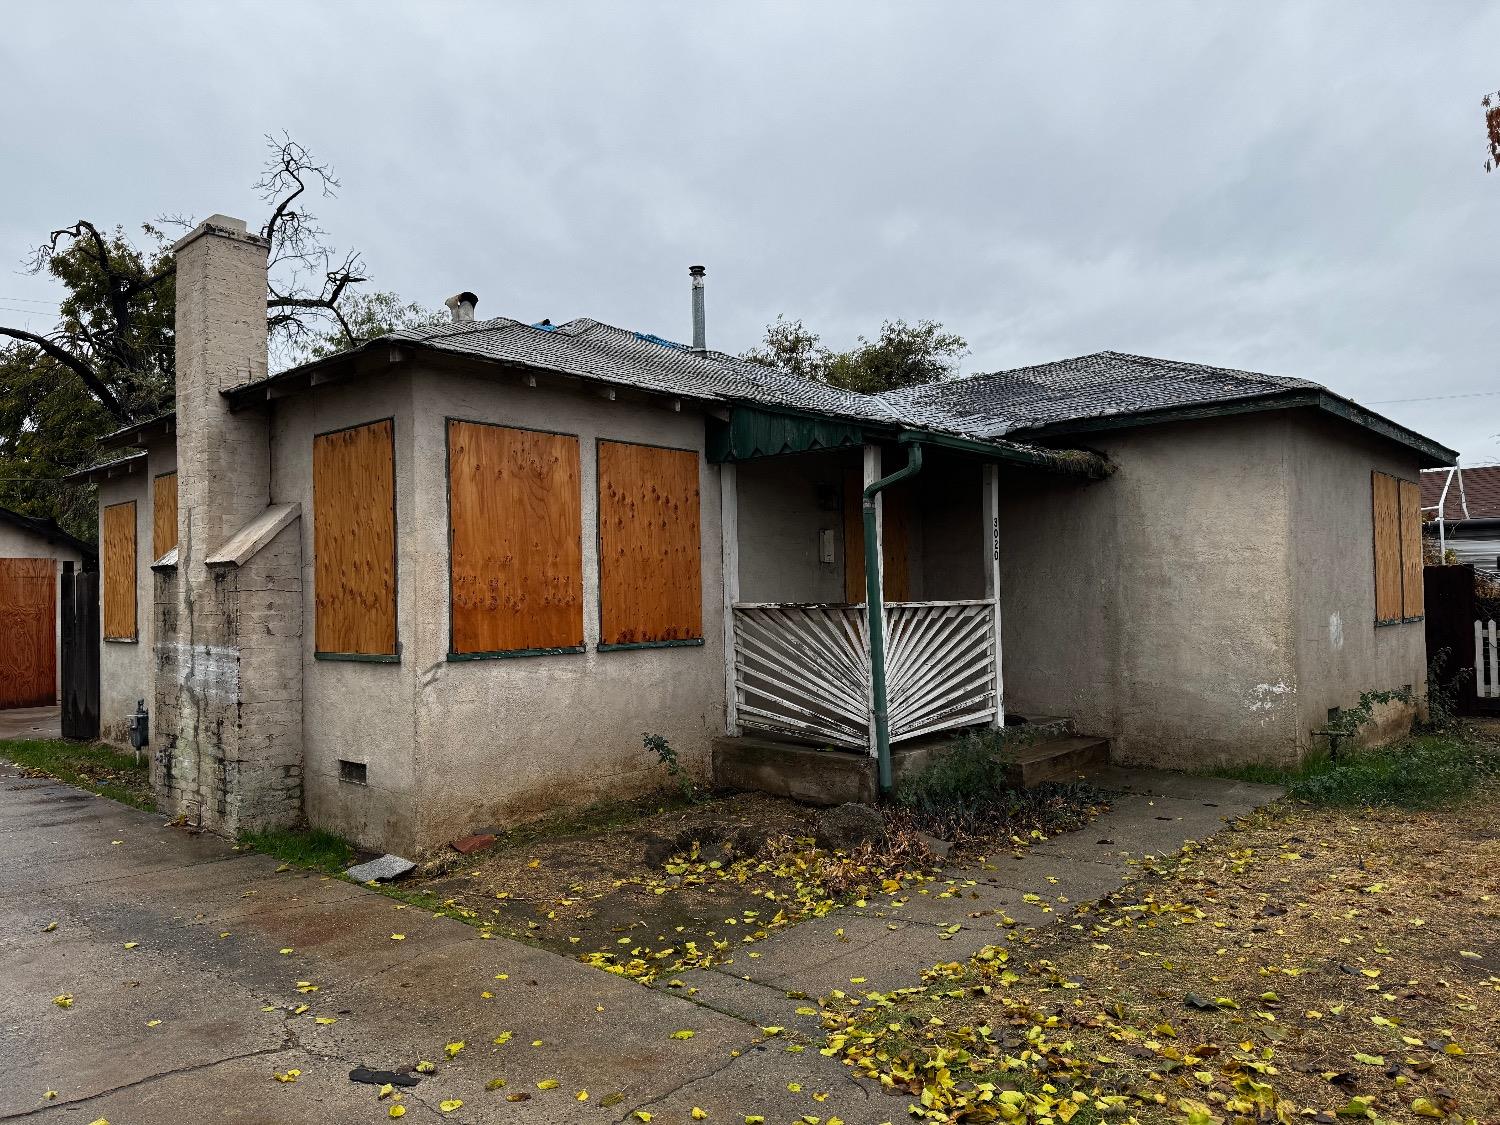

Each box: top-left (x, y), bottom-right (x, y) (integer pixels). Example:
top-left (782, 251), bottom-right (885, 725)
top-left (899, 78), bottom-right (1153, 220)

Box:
top-left (914, 452), bottom-right (984, 601)
top-left (405, 369), bottom-right (728, 850)
top-left (97, 471), bottom-right (152, 743)
top-left (1284, 411), bottom-right (1426, 746)
top-left (1000, 413), bottom-right (1303, 767)
top-left (269, 374), bottom-right (420, 853)
top-left (736, 451), bottom-right (851, 603)
top-left (0, 520), bottom-right (87, 705)
top-left (1000, 408), bottom-right (1427, 767)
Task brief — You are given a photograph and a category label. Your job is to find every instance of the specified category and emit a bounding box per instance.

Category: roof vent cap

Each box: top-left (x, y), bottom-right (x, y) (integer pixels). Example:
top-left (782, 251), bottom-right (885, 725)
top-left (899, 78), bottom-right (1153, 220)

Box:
top-left (445, 292), bottom-right (479, 322)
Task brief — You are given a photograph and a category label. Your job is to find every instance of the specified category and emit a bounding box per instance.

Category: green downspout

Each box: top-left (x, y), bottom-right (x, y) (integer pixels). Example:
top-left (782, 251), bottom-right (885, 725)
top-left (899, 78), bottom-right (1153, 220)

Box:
top-left (863, 440), bottom-right (924, 796)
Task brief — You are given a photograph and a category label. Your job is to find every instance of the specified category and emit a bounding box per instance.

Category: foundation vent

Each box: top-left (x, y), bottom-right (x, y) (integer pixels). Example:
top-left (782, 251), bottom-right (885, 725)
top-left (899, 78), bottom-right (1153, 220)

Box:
top-left (338, 760), bottom-right (368, 785)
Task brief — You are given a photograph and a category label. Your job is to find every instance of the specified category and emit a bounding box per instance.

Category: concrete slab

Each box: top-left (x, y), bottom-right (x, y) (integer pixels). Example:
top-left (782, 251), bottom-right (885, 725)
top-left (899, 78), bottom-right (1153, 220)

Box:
top-left (0, 704), bottom-right (61, 740)
top-left (666, 968), bottom-right (826, 1034)
top-left (1084, 764), bottom-right (1285, 809)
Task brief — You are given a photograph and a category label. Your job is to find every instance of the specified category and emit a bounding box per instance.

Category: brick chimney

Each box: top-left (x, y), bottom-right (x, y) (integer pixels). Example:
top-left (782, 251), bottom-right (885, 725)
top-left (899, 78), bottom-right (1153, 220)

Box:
top-left (154, 214), bottom-right (304, 837)
top-left (170, 215), bottom-right (271, 558)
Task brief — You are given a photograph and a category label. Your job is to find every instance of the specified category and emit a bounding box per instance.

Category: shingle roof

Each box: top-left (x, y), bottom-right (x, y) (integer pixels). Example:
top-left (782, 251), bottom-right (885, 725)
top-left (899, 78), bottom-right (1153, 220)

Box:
top-left (1421, 464), bottom-right (1500, 522)
top-left (385, 316), bottom-right (903, 424)
top-left (225, 318), bottom-right (1452, 467)
top-left (875, 350), bottom-right (1320, 439)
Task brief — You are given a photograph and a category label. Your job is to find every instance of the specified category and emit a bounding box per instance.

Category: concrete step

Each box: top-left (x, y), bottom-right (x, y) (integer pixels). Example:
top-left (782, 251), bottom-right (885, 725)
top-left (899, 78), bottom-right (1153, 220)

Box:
top-left (1001, 734), bottom-right (1110, 788)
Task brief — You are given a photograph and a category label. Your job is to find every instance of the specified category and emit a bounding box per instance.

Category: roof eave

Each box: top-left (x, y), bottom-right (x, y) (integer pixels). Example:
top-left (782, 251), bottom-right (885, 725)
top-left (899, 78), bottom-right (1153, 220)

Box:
top-left (98, 411), bottom-right (176, 451)
top-left (63, 451), bottom-right (148, 485)
top-left (1009, 390), bottom-right (1456, 469)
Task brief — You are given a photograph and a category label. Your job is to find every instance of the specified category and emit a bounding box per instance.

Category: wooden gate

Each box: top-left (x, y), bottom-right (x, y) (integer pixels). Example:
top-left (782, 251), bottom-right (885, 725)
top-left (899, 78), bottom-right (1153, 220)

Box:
top-left (0, 557), bottom-right (57, 709)
top-left (60, 563), bottom-right (100, 739)
top-left (1424, 564), bottom-right (1478, 713)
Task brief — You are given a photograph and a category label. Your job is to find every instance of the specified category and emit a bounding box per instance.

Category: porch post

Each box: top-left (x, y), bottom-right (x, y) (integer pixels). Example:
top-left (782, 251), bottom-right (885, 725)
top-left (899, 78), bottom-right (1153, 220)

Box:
top-left (720, 463), bottom-right (741, 736)
top-left (982, 462), bottom-right (1005, 728)
top-left (862, 444), bottom-right (883, 755)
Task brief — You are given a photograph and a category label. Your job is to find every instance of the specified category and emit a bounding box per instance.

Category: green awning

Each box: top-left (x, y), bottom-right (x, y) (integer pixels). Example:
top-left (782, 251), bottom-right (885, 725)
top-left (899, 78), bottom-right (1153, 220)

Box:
top-left (706, 407), bottom-right (864, 463)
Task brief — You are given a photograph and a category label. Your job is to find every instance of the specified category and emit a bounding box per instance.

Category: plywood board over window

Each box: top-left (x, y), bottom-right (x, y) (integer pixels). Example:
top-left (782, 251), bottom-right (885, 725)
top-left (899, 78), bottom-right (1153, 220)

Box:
top-left (447, 420), bottom-right (583, 656)
top-left (313, 419), bottom-right (397, 658)
top-left (1371, 470), bottom-right (1424, 626)
top-left (102, 500), bottom-right (137, 641)
top-left (597, 441), bottom-right (703, 648)
top-left (152, 471), bottom-right (178, 560)
top-left (1399, 478), bottom-right (1424, 620)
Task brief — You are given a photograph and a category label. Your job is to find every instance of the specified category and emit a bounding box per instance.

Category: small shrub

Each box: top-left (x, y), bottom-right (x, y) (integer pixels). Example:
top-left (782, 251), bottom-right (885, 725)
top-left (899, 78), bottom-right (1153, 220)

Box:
top-left (892, 729), bottom-right (1106, 843)
top-left (1422, 647), bottom-right (1473, 732)
top-left (644, 732), bottom-right (694, 802)
top-left (1287, 733), bottom-right (1500, 809)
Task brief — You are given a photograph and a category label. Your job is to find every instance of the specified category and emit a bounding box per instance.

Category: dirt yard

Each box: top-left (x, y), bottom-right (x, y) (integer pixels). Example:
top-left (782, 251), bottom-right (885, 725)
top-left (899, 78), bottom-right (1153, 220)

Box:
top-left (820, 781), bottom-right (1500, 1123)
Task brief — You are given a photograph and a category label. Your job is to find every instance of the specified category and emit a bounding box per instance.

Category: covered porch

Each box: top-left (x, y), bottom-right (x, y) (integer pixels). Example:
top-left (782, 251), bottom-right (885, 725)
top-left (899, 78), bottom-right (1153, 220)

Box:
top-left (710, 410), bottom-right (1110, 792)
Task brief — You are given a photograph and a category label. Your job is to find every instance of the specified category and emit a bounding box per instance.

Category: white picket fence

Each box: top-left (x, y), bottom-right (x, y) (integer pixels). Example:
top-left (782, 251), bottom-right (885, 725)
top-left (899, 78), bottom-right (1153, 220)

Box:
top-left (1477, 619), bottom-right (1500, 699)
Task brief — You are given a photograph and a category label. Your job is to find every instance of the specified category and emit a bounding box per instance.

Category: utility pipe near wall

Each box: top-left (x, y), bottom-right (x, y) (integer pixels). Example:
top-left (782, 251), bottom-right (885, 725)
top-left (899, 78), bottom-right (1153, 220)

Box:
top-left (862, 439), bottom-right (924, 795)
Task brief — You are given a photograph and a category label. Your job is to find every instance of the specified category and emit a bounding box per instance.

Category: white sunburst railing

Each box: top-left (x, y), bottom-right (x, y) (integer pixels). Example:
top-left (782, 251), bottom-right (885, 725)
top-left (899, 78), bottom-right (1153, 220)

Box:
top-left (730, 600), bottom-right (999, 751)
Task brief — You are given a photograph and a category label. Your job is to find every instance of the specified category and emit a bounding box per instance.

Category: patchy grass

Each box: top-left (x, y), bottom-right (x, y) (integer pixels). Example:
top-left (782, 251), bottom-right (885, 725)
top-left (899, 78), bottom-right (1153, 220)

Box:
top-left (238, 827), bottom-right (355, 875)
top-left (1214, 726), bottom-right (1500, 809)
top-left (819, 780), bottom-right (1500, 1123)
top-left (0, 738), bottom-right (153, 809)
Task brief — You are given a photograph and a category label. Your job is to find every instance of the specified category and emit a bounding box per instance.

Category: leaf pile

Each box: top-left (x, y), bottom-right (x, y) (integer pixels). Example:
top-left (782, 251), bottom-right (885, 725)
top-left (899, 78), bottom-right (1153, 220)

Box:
top-left (817, 792), bottom-right (1499, 1123)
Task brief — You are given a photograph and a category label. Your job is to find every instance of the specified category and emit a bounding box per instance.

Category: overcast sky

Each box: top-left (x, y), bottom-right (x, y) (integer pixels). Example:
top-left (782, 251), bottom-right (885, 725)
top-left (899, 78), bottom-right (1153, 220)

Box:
top-left (3, 2), bottom-right (1497, 463)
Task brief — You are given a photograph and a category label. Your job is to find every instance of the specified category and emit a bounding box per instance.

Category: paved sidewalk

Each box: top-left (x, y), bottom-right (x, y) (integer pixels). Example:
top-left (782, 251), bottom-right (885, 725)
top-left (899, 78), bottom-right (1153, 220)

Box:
top-left (0, 759), bottom-right (1280, 1124)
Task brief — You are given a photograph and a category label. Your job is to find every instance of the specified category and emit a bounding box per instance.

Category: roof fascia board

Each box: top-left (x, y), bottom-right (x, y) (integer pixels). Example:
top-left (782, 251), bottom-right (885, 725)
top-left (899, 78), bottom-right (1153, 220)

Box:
top-left (895, 428), bottom-right (1112, 478)
top-left (63, 451), bottom-right (148, 485)
top-left (98, 413), bottom-right (177, 452)
top-left (1012, 390), bottom-right (1456, 469)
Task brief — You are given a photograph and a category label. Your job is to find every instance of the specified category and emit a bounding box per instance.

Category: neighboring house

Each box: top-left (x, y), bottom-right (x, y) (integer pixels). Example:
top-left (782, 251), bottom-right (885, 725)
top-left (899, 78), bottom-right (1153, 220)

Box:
top-left (68, 213), bottom-right (1455, 855)
top-left (1421, 463), bottom-right (1500, 571)
top-left (0, 506), bottom-right (95, 710)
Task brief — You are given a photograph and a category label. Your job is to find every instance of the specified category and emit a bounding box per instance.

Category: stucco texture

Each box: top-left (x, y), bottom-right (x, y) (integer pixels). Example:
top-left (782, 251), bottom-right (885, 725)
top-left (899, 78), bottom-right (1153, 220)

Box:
top-left (97, 471), bottom-right (150, 743)
top-left (998, 409), bottom-right (1425, 768)
top-left (267, 365), bottom-right (730, 853)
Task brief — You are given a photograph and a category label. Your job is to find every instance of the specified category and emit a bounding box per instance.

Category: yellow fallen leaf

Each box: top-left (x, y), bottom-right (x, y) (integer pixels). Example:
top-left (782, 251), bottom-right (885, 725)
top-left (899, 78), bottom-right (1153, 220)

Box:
top-left (577, 1090), bottom-right (589, 1101)
top-left (378, 1083), bottom-right (394, 1099)
top-left (746, 1117), bottom-right (766, 1124)
top-left (273, 1068), bottom-right (301, 1083)
top-left (390, 934), bottom-right (405, 941)
top-left (538, 1079), bottom-right (559, 1090)
top-left (389, 1107), bottom-right (406, 1119)
top-left (670, 1029), bottom-right (696, 1040)
top-left (787, 1082), bottom-right (802, 1092)
top-left (43, 1090), bottom-right (57, 1099)
top-left (759, 1026), bottom-right (784, 1036)
top-left (1458, 950), bottom-right (1481, 959)
top-left (314, 1017), bottom-right (337, 1026)
top-left (691, 1109), bottom-right (709, 1120)
top-left (146, 1019), bottom-right (162, 1027)
top-left (43, 922), bottom-right (58, 932)
top-left (123, 942), bottom-right (138, 950)
top-left (415, 1060), bottom-right (436, 1074)
top-left (439, 1099), bottom-right (462, 1113)
top-left (279, 948), bottom-right (293, 955)
top-left (444, 1040), bottom-right (464, 1058)
top-left (52, 994), bottom-right (73, 1009)
top-left (634, 1113), bottom-right (654, 1123)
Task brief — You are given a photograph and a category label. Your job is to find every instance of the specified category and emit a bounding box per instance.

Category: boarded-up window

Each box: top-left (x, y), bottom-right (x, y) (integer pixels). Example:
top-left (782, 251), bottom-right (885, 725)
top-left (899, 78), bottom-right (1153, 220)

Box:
top-left (102, 500), bottom-right (137, 641)
top-left (1372, 470), bottom-right (1423, 625)
top-left (597, 441), bottom-right (703, 647)
top-left (313, 419), bottom-right (397, 657)
top-left (447, 420), bottom-right (583, 655)
top-left (1399, 478), bottom-right (1424, 620)
top-left (152, 471), bottom-right (178, 560)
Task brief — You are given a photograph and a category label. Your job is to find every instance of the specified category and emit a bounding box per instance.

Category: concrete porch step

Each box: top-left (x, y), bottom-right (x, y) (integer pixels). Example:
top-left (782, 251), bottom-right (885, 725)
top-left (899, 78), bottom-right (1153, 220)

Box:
top-left (1001, 734), bottom-right (1110, 788)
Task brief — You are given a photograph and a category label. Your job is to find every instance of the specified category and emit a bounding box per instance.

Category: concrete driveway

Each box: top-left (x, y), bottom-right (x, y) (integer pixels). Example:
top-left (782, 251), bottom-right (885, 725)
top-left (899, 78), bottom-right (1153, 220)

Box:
top-left (0, 704), bottom-right (61, 740)
top-left (0, 757), bottom-right (1281, 1124)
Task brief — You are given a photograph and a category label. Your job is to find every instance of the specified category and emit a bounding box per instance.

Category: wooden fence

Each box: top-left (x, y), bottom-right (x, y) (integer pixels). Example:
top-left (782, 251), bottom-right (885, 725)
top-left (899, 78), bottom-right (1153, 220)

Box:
top-left (1477, 619), bottom-right (1500, 701)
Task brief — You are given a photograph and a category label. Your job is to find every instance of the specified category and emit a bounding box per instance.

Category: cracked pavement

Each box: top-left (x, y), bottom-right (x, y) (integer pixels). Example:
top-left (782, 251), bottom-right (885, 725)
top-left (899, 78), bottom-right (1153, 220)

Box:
top-left (0, 758), bottom-right (1281, 1123)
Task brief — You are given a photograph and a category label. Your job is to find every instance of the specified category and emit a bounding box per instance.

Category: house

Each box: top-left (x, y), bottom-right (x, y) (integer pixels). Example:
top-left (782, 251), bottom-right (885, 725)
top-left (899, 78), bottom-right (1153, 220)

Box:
top-left (0, 505), bottom-right (95, 710)
top-left (1422, 463), bottom-right (1500, 571)
top-left (68, 213), bottom-right (1456, 855)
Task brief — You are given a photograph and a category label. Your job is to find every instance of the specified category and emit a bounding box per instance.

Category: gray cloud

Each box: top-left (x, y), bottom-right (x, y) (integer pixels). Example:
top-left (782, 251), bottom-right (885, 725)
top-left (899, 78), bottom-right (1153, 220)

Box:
top-left (3, 0), bottom-right (1496, 460)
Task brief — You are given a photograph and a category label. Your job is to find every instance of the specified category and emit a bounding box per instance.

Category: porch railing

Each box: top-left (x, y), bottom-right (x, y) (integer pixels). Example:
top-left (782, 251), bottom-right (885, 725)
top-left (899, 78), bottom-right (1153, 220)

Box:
top-left (730, 600), bottom-right (999, 750)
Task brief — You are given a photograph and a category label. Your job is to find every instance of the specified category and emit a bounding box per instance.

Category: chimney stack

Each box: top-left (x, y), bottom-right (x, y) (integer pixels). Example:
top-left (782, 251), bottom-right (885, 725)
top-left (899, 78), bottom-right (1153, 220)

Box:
top-left (445, 291), bottom-right (479, 323)
top-left (689, 266), bottom-right (706, 354)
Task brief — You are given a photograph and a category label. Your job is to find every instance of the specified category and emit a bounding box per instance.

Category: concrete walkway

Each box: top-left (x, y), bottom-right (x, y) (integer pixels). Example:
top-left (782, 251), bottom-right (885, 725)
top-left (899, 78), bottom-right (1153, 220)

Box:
top-left (0, 704), bottom-right (61, 741)
top-left (0, 759), bottom-right (1280, 1124)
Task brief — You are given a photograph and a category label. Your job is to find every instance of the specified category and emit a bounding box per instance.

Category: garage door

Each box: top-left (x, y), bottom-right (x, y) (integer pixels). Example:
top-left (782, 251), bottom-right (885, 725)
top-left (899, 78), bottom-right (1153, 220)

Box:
top-left (0, 558), bottom-right (56, 709)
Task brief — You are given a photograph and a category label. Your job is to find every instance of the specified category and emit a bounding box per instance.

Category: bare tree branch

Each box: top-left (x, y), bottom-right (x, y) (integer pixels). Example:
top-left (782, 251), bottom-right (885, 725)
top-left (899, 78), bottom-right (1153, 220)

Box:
top-left (0, 326), bottom-right (126, 420)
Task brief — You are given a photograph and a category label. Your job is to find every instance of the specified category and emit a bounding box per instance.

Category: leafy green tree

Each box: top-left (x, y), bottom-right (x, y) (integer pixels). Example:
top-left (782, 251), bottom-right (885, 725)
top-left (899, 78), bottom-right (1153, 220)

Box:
top-left (743, 315), bottom-right (967, 394)
top-left (0, 136), bottom-right (435, 538)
